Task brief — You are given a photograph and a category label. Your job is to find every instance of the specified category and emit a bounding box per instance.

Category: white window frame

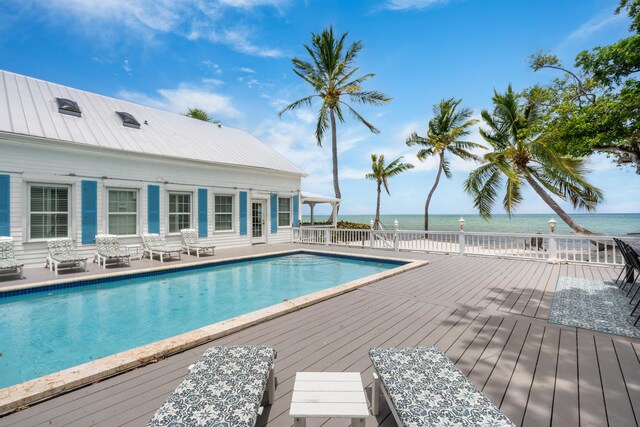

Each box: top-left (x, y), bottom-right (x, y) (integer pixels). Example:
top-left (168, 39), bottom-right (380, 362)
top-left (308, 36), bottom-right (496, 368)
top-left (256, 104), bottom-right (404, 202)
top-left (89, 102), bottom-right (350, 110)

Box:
top-left (278, 196), bottom-right (292, 228)
top-left (27, 183), bottom-right (71, 242)
top-left (168, 191), bottom-right (192, 235)
top-left (106, 188), bottom-right (139, 236)
top-left (213, 194), bottom-right (235, 233)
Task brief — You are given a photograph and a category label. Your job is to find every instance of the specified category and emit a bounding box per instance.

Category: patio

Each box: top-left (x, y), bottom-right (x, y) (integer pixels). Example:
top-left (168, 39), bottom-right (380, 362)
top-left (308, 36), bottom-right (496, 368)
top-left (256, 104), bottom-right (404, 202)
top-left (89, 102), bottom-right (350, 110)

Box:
top-left (1, 244), bottom-right (639, 426)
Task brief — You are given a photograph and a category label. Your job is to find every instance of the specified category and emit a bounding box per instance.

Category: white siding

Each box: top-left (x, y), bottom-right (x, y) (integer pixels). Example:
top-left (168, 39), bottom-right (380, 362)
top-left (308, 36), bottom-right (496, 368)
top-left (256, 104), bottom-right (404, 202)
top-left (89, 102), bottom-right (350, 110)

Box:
top-left (1, 137), bottom-right (300, 268)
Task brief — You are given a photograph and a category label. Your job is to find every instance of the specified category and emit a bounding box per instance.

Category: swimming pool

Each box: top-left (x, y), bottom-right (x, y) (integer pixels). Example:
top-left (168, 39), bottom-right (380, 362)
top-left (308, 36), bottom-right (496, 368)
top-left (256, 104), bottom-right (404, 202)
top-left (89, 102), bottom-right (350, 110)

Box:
top-left (0, 251), bottom-right (403, 389)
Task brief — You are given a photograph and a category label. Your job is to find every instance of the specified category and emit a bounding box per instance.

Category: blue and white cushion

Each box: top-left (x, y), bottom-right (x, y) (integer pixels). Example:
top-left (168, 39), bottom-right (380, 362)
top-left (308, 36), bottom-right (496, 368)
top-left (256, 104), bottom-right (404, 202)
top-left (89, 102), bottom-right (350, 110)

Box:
top-left (370, 347), bottom-right (514, 427)
top-left (148, 345), bottom-right (277, 427)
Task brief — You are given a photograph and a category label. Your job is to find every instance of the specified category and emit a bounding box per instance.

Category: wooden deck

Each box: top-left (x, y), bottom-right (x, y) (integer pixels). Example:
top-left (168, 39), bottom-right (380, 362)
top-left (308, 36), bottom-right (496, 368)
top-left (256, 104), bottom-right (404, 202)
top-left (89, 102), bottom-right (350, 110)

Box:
top-left (2, 244), bottom-right (639, 427)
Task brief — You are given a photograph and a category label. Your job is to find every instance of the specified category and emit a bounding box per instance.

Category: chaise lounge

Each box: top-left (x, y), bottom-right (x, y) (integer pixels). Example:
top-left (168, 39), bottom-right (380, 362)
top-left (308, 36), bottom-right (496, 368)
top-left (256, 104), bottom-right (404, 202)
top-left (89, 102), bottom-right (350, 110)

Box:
top-left (0, 237), bottom-right (24, 279)
top-left (95, 234), bottom-right (131, 269)
top-left (142, 234), bottom-right (181, 263)
top-left (369, 347), bottom-right (514, 426)
top-left (45, 238), bottom-right (88, 275)
top-left (180, 228), bottom-right (215, 257)
top-left (148, 345), bottom-right (277, 427)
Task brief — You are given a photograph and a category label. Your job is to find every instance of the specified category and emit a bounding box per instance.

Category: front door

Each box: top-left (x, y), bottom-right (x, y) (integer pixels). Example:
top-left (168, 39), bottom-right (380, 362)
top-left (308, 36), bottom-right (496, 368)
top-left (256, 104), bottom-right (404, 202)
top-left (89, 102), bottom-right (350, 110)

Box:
top-left (252, 201), bottom-right (266, 244)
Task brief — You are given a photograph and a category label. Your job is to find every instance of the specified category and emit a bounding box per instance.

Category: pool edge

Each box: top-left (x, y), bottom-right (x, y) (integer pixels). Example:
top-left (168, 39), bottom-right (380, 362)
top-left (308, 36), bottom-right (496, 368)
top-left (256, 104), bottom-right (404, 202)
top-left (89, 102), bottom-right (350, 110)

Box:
top-left (0, 249), bottom-right (427, 416)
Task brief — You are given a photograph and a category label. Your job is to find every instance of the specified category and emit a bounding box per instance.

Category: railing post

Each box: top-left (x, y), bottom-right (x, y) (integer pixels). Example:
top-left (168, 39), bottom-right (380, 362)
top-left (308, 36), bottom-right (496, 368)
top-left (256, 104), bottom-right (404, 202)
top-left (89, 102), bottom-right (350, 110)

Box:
top-left (370, 219), bottom-right (374, 248)
top-left (324, 228), bottom-right (330, 246)
top-left (458, 217), bottom-right (465, 256)
top-left (393, 219), bottom-right (399, 251)
top-left (547, 218), bottom-right (559, 263)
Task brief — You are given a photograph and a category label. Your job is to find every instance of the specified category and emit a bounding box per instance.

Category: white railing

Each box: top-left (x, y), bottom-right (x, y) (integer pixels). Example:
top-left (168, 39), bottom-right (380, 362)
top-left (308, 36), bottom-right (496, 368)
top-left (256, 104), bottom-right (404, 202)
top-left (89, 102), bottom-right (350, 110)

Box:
top-left (292, 226), bottom-right (640, 266)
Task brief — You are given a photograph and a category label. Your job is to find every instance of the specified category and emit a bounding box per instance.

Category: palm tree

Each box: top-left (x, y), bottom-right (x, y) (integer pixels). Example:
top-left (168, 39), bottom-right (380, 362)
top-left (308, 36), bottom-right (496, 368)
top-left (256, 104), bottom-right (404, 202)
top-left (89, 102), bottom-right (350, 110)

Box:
top-left (279, 27), bottom-right (390, 221)
top-left (365, 154), bottom-right (414, 229)
top-left (464, 85), bottom-right (603, 234)
top-left (406, 98), bottom-right (483, 231)
top-left (185, 107), bottom-right (214, 122)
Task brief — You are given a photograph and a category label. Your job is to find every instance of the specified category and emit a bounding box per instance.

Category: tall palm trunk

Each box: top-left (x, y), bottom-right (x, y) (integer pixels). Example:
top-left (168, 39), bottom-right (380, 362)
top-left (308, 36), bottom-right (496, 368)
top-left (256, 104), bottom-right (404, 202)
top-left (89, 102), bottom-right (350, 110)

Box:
top-left (424, 152), bottom-right (445, 231)
top-left (524, 174), bottom-right (593, 234)
top-left (374, 182), bottom-right (382, 230)
top-left (328, 108), bottom-right (341, 223)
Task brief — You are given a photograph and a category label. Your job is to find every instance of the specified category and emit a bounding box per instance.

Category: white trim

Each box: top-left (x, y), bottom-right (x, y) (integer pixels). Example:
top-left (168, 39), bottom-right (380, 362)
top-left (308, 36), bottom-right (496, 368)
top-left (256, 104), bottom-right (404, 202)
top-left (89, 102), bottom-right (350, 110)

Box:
top-left (105, 187), bottom-right (140, 237)
top-left (213, 193), bottom-right (235, 233)
top-left (26, 182), bottom-right (72, 242)
top-left (167, 191), bottom-right (193, 235)
top-left (278, 196), bottom-right (292, 228)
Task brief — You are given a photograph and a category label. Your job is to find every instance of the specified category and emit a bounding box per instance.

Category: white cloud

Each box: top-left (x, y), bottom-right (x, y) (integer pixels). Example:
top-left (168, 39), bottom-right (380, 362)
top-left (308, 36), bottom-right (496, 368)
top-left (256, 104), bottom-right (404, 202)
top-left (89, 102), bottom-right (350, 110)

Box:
top-left (384, 0), bottom-right (450, 11)
top-left (208, 28), bottom-right (283, 58)
top-left (118, 82), bottom-right (242, 118)
top-left (11, 0), bottom-right (285, 57)
top-left (559, 10), bottom-right (627, 47)
top-left (202, 60), bottom-right (223, 75)
top-left (202, 78), bottom-right (225, 86)
top-left (239, 67), bottom-right (256, 73)
top-left (122, 59), bottom-right (132, 74)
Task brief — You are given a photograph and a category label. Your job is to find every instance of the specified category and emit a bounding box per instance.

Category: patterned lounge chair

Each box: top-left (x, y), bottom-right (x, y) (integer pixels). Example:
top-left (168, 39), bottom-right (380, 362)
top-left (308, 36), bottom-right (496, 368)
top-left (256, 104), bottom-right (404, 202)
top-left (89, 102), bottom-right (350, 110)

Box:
top-left (370, 347), bottom-right (514, 427)
top-left (142, 234), bottom-right (182, 263)
top-left (95, 234), bottom-right (131, 269)
top-left (0, 238), bottom-right (23, 279)
top-left (180, 228), bottom-right (215, 257)
top-left (148, 345), bottom-right (277, 427)
top-left (45, 238), bottom-right (88, 275)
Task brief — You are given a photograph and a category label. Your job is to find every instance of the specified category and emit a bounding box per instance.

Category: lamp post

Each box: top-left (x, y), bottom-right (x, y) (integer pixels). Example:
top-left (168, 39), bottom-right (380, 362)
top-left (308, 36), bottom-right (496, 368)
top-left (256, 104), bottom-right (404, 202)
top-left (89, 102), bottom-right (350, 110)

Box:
top-left (548, 218), bottom-right (558, 263)
top-left (458, 217), bottom-right (465, 256)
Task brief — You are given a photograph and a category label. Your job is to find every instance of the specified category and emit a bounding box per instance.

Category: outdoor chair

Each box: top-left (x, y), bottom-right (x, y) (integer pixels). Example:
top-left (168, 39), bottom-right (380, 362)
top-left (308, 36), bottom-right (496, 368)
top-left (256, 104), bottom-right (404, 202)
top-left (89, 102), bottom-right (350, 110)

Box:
top-left (180, 228), bottom-right (215, 257)
top-left (369, 347), bottom-right (515, 426)
top-left (142, 234), bottom-right (181, 263)
top-left (95, 234), bottom-right (131, 269)
top-left (45, 238), bottom-right (88, 275)
top-left (614, 238), bottom-right (636, 289)
top-left (0, 237), bottom-right (24, 279)
top-left (148, 345), bottom-right (276, 427)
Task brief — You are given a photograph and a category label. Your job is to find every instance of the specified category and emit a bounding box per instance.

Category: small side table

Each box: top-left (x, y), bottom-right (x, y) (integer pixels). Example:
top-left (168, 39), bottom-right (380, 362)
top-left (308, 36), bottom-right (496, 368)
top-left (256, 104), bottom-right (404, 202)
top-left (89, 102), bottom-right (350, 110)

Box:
top-left (290, 372), bottom-right (369, 427)
top-left (124, 244), bottom-right (144, 260)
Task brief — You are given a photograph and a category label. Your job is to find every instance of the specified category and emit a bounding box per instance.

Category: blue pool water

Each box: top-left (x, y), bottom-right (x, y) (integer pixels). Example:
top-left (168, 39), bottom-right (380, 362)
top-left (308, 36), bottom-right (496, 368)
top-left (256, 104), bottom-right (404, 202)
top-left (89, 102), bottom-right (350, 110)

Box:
top-left (0, 252), bottom-right (401, 389)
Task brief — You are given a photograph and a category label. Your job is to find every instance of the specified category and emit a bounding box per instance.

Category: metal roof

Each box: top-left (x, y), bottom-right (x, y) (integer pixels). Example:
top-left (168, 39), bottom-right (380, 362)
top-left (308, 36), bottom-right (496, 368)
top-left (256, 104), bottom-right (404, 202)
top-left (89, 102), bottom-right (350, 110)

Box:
top-left (300, 191), bottom-right (340, 203)
top-left (0, 70), bottom-right (305, 176)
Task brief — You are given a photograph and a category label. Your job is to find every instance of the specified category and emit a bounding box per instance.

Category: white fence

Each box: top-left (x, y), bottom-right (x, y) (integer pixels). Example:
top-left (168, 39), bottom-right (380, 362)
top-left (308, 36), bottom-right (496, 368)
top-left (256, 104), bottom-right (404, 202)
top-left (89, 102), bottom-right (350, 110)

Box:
top-left (293, 226), bottom-right (640, 266)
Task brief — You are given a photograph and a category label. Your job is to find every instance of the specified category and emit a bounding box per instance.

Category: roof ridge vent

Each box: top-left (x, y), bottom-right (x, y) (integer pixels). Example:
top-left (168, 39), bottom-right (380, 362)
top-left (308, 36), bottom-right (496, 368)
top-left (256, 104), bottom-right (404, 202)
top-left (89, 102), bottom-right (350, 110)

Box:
top-left (56, 98), bottom-right (81, 117)
top-left (115, 111), bottom-right (141, 129)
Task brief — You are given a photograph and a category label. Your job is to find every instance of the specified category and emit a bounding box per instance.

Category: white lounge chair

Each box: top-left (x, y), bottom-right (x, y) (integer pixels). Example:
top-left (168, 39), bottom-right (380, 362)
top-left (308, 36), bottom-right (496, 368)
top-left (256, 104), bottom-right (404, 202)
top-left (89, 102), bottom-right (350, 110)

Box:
top-left (0, 238), bottom-right (23, 279)
top-left (148, 345), bottom-right (277, 427)
top-left (370, 347), bottom-right (514, 426)
top-left (95, 234), bottom-right (131, 269)
top-left (142, 234), bottom-right (181, 262)
top-left (180, 228), bottom-right (215, 257)
top-left (45, 238), bottom-right (88, 275)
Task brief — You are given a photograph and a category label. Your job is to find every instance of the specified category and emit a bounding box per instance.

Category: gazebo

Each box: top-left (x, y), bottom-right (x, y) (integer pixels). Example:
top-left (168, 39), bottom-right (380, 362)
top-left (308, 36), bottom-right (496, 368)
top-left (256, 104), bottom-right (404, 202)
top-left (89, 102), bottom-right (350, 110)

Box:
top-left (300, 191), bottom-right (341, 227)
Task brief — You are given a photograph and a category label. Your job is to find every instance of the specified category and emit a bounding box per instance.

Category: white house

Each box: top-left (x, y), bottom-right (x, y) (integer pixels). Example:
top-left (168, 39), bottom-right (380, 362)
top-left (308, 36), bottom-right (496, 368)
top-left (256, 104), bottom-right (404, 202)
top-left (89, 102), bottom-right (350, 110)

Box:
top-left (0, 70), bottom-right (306, 267)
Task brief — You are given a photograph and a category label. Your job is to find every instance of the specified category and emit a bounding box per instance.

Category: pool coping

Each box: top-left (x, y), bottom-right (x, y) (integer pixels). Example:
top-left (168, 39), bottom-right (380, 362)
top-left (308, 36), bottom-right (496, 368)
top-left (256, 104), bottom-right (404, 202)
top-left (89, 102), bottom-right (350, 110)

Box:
top-left (0, 248), bottom-right (428, 416)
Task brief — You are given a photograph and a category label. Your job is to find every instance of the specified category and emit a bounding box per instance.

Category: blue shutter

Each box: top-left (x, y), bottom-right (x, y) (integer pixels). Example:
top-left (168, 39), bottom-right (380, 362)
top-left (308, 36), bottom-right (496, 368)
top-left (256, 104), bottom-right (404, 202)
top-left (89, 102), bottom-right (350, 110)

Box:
top-left (270, 193), bottom-right (278, 234)
top-left (239, 191), bottom-right (247, 236)
top-left (293, 194), bottom-right (300, 227)
top-left (81, 180), bottom-right (97, 244)
top-left (148, 185), bottom-right (160, 234)
top-left (198, 188), bottom-right (208, 237)
top-left (0, 175), bottom-right (9, 237)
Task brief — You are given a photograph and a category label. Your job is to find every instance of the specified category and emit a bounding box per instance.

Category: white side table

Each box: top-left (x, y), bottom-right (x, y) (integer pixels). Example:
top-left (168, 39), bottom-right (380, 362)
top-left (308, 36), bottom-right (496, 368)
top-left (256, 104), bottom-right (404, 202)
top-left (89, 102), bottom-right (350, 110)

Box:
top-left (290, 372), bottom-right (369, 427)
top-left (124, 244), bottom-right (144, 260)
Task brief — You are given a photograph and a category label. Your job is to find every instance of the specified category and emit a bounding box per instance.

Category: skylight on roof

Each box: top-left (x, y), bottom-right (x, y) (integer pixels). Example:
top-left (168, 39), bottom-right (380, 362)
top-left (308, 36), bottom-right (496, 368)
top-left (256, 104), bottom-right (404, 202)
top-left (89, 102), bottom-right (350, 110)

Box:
top-left (55, 98), bottom-right (81, 117)
top-left (115, 111), bottom-right (141, 129)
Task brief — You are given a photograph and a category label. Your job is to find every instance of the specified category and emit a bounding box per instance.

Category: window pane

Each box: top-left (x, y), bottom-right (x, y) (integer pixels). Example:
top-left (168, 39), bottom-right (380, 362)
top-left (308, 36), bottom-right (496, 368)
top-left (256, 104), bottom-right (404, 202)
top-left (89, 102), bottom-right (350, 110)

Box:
top-left (30, 186), bottom-right (69, 239)
top-left (278, 198), bottom-right (290, 212)
top-left (108, 214), bottom-right (136, 235)
top-left (278, 212), bottom-right (291, 227)
top-left (215, 213), bottom-right (232, 231)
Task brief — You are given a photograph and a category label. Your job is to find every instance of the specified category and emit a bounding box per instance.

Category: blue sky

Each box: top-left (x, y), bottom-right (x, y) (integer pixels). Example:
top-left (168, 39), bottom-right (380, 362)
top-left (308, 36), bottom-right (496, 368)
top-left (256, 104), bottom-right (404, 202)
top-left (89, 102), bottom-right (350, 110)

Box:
top-left (1, 0), bottom-right (638, 216)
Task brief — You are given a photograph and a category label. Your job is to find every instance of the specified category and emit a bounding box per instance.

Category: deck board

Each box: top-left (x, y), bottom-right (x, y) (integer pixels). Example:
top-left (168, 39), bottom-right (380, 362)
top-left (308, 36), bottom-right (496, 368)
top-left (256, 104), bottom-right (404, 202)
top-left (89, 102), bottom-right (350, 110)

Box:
top-left (1, 243), bottom-right (639, 427)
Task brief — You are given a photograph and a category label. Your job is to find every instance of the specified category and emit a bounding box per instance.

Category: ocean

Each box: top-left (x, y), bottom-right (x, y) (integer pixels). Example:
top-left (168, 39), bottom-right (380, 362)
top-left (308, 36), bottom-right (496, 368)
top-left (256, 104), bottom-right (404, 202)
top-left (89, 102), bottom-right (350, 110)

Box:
top-left (302, 213), bottom-right (640, 236)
